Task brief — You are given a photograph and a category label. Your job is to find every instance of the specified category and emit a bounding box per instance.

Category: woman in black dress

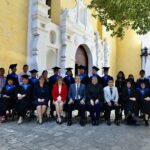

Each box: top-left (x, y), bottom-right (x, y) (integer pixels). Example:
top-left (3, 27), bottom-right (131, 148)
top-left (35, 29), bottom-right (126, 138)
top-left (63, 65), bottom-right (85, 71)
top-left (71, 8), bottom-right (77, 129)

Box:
top-left (16, 75), bottom-right (32, 124)
top-left (87, 76), bottom-right (104, 125)
top-left (115, 71), bottom-right (126, 119)
top-left (122, 80), bottom-right (138, 125)
top-left (0, 77), bottom-right (17, 122)
top-left (137, 81), bottom-right (150, 126)
top-left (33, 76), bottom-right (49, 124)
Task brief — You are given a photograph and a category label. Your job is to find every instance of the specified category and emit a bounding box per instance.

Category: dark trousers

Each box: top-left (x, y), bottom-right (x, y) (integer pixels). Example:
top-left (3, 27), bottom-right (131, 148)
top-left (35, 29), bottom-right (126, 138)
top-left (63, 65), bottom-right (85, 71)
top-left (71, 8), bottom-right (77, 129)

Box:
top-left (68, 100), bottom-right (85, 121)
top-left (105, 101), bottom-right (120, 121)
top-left (90, 102), bottom-right (103, 121)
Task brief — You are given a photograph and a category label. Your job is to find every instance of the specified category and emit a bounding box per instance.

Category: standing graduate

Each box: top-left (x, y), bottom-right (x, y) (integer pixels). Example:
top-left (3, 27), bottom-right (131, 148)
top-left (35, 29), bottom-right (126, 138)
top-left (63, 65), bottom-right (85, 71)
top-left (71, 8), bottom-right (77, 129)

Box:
top-left (49, 67), bottom-right (61, 118)
top-left (137, 81), bottom-right (150, 126)
top-left (6, 64), bottom-right (19, 86)
top-left (0, 77), bottom-right (17, 122)
top-left (115, 71), bottom-right (126, 119)
top-left (102, 67), bottom-right (112, 87)
top-left (87, 76), bottom-right (104, 125)
top-left (122, 80), bottom-right (139, 125)
top-left (78, 65), bottom-right (90, 86)
top-left (136, 70), bottom-right (149, 89)
top-left (90, 66), bottom-right (102, 84)
top-left (18, 64), bottom-right (29, 84)
top-left (29, 69), bottom-right (39, 86)
top-left (64, 68), bottom-right (75, 88)
top-left (16, 75), bottom-right (32, 124)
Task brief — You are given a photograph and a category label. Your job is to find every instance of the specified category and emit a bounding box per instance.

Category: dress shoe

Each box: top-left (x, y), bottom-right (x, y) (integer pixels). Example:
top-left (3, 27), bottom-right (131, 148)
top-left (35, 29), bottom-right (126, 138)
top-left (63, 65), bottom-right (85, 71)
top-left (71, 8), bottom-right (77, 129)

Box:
top-left (92, 120), bottom-right (96, 126)
top-left (95, 120), bottom-right (99, 126)
top-left (80, 120), bottom-right (85, 126)
top-left (67, 120), bottom-right (72, 126)
top-left (115, 120), bottom-right (120, 126)
top-left (145, 120), bottom-right (149, 127)
top-left (106, 120), bottom-right (111, 126)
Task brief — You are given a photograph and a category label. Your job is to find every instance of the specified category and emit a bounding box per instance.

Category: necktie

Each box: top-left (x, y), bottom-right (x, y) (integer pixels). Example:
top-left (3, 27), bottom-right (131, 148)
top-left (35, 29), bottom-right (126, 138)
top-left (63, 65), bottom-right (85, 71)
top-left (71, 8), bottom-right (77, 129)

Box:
top-left (110, 88), bottom-right (113, 95)
top-left (76, 84), bottom-right (79, 99)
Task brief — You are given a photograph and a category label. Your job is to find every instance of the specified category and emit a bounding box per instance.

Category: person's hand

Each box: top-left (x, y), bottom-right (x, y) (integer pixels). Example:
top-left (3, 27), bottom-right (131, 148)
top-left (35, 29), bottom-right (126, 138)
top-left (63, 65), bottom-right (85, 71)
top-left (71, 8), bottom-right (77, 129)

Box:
top-left (68, 99), bottom-right (74, 104)
top-left (41, 99), bottom-right (45, 102)
top-left (108, 102), bottom-right (112, 107)
top-left (90, 99), bottom-right (94, 106)
top-left (80, 100), bottom-right (85, 105)
top-left (114, 102), bottom-right (118, 106)
top-left (145, 97), bottom-right (150, 101)
top-left (130, 97), bottom-right (136, 101)
top-left (95, 99), bottom-right (99, 104)
top-left (38, 98), bottom-right (41, 102)
top-left (3, 95), bottom-right (10, 98)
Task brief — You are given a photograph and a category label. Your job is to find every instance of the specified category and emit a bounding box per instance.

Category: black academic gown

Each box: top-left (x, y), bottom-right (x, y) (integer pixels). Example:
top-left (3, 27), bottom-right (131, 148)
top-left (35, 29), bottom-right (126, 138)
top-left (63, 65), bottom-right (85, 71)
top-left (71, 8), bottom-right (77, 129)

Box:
top-left (6, 73), bottom-right (19, 86)
top-left (64, 75), bottom-right (75, 88)
top-left (137, 88), bottom-right (150, 115)
top-left (122, 88), bottom-right (138, 115)
top-left (0, 85), bottom-right (17, 112)
top-left (102, 75), bottom-right (112, 87)
top-left (16, 84), bottom-right (32, 117)
top-left (79, 74), bottom-right (90, 86)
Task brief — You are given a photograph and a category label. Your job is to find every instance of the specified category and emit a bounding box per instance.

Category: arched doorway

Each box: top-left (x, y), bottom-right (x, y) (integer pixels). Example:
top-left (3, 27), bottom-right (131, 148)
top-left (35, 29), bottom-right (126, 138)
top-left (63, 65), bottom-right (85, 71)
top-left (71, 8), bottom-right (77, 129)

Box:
top-left (75, 45), bottom-right (88, 75)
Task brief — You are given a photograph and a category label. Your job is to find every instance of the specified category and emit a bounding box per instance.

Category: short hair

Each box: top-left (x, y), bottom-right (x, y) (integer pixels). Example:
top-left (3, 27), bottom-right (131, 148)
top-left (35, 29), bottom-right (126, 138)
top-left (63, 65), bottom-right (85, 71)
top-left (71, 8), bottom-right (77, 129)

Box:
top-left (23, 64), bottom-right (28, 68)
top-left (108, 77), bottom-right (114, 82)
top-left (140, 69), bottom-right (145, 74)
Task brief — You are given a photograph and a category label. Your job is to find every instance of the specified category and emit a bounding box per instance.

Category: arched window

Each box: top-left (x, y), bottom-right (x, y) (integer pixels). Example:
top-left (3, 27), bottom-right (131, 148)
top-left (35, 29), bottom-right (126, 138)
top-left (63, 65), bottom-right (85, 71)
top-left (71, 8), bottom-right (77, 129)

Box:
top-left (46, 0), bottom-right (51, 18)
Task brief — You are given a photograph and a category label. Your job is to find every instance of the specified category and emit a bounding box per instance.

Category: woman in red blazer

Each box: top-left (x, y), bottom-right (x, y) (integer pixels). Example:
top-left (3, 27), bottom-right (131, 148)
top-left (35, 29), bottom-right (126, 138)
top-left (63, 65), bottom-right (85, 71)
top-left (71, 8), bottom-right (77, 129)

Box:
top-left (52, 77), bottom-right (68, 124)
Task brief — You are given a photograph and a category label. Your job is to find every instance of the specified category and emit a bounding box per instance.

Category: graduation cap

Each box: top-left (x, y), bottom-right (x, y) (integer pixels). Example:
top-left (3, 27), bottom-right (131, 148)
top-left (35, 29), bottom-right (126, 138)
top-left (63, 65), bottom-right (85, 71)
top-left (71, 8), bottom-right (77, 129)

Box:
top-left (7, 76), bottom-right (14, 81)
top-left (29, 69), bottom-right (38, 74)
top-left (78, 65), bottom-right (86, 70)
top-left (103, 67), bottom-right (110, 71)
top-left (21, 75), bottom-right (29, 79)
top-left (52, 66), bottom-right (61, 71)
top-left (65, 67), bottom-right (73, 71)
top-left (9, 64), bottom-right (17, 69)
top-left (92, 66), bottom-right (99, 71)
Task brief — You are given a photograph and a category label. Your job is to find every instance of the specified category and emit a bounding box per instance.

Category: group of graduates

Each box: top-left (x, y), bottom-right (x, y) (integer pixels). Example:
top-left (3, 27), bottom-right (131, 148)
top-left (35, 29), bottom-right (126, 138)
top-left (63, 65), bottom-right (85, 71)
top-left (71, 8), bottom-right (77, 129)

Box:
top-left (0, 64), bottom-right (150, 127)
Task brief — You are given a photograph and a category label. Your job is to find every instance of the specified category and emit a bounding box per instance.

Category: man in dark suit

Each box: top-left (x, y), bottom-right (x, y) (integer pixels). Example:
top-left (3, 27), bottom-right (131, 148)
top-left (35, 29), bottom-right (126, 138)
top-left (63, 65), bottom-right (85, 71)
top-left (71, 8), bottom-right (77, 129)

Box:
top-left (67, 75), bottom-right (86, 126)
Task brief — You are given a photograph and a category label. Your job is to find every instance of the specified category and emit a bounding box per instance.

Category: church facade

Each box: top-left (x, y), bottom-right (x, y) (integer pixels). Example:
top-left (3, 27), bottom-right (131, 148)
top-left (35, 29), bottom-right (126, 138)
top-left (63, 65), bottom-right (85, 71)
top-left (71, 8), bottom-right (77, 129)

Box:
top-left (1, 0), bottom-right (149, 78)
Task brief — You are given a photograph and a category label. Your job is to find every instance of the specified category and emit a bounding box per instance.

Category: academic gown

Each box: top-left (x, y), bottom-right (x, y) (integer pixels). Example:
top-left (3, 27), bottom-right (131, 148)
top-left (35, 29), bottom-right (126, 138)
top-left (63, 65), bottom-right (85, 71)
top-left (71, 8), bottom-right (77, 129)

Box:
top-left (79, 73), bottom-right (90, 86)
top-left (64, 75), bottom-right (75, 88)
top-left (16, 84), bottom-right (32, 117)
top-left (137, 88), bottom-right (150, 115)
top-left (122, 88), bottom-right (138, 114)
top-left (102, 75), bottom-right (112, 87)
top-left (6, 73), bottom-right (19, 86)
top-left (136, 78), bottom-right (150, 89)
top-left (87, 83), bottom-right (104, 104)
top-left (0, 85), bottom-right (17, 113)
top-left (29, 77), bottom-right (39, 87)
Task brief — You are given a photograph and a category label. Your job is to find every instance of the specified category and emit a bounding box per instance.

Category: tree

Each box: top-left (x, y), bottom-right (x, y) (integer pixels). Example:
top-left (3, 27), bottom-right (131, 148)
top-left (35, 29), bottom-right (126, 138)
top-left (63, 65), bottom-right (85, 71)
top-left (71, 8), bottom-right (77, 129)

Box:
top-left (88, 0), bottom-right (150, 38)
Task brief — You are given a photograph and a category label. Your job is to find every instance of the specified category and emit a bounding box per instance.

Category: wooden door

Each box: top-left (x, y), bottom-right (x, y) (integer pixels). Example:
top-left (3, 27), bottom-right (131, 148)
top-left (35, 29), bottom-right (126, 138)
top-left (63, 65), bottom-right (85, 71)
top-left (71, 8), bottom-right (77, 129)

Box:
top-left (75, 46), bottom-right (88, 75)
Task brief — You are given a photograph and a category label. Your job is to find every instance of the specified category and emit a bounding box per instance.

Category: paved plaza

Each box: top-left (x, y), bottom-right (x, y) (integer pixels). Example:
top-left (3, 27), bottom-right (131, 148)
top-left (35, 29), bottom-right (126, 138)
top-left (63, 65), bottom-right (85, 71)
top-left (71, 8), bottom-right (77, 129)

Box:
top-left (0, 118), bottom-right (150, 150)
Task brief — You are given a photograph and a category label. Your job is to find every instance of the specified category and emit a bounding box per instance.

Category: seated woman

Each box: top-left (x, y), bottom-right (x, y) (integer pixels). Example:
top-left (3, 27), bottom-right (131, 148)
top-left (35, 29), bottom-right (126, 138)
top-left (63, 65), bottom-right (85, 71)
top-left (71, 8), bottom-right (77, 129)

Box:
top-left (0, 77), bottom-right (17, 122)
top-left (52, 77), bottom-right (68, 124)
top-left (33, 76), bottom-right (49, 124)
top-left (87, 76), bottom-right (104, 125)
top-left (16, 75), bottom-right (32, 124)
top-left (122, 79), bottom-right (139, 125)
top-left (137, 81), bottom-right (150, 126)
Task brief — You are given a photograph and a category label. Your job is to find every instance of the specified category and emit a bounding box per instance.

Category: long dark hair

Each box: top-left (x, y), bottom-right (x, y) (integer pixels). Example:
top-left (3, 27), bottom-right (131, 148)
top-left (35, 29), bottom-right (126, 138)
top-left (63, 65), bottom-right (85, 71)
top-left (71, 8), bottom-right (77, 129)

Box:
top-left (117, 71), bottom-right (125, 80)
